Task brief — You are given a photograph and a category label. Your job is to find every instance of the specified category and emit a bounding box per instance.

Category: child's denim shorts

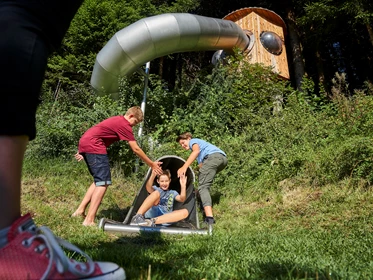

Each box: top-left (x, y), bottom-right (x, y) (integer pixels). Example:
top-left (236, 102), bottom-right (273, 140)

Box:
top-left (145, 205), bottom-right (168, 218)
top-left (83, 153), bottom-right (112, 186)
top-left (145, 206), bottom-right (172, 226)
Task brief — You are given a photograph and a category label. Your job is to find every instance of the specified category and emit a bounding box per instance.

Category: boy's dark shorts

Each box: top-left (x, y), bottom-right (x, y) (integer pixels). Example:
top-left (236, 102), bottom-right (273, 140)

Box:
top-left (0, 4), bottom-right (50, 140)
top-left (83, 153), bottom-right (112, 186)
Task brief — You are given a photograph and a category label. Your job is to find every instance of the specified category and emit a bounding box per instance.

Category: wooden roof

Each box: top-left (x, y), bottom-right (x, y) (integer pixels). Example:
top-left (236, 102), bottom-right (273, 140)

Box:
top-left (223, 7), bottom-right (287, 34)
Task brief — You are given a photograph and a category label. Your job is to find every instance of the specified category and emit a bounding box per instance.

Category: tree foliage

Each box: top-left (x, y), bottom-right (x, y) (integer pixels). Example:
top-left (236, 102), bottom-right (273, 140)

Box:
top-left (294, 0), bottom-right (373, 91)
top-left (30, 0), bottom-right (373, 188)
top-left (41, 0), bottom-right (373, 98)
top-left (152, 54), bottom-right (293, 141)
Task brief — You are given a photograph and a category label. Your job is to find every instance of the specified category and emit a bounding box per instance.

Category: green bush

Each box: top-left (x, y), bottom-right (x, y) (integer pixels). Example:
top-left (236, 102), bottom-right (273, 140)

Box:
top-left (31, 53), bottom-right (373, 195)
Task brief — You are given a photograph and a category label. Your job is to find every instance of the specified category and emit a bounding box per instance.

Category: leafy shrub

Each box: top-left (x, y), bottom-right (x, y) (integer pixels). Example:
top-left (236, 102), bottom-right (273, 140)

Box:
top-left (28, 93), bottom-right (136, 162)
top-left (31, 46), bottom-right (373, 195)
top-left (154, 55), bottom-right (293, 142)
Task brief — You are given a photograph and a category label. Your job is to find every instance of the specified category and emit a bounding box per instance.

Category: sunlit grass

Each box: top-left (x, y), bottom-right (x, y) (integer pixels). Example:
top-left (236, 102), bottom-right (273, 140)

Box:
top-left (22, 158), bottom-right (373, 279)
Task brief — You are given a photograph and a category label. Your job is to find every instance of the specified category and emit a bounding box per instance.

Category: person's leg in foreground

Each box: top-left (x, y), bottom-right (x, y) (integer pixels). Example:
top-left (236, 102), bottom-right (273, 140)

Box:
top-left (0, 2), bottom-right (125, 279)
top-left (198, 154), bottom-right (228, 224)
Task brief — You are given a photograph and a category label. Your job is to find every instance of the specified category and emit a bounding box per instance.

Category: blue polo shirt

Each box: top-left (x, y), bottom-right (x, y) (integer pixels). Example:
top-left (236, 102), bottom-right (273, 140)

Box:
top-left (189, 138), bottom-right (226, 164)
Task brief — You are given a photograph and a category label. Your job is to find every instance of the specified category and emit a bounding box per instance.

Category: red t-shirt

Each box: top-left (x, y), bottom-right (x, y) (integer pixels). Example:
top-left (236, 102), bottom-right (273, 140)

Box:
top-left (78, 116), bottom-right (136, 154)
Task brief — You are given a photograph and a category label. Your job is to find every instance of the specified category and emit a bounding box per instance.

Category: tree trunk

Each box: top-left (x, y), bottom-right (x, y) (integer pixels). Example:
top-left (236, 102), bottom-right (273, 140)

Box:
top-left (366, 22), bottom-right (373, 48)
top-left (159, 56), bottom-right (164, 80)
top-left (315, 49), bottom-right (327, 91)
top-left (285, 9), bottom-right (305, 90)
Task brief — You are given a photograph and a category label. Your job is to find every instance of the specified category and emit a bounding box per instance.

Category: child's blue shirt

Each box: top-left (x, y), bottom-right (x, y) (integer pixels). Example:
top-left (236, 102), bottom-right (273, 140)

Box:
top-left (152, 185), bottom-right (179, 213)
top-left (189, 138), bottom-right (226, 164)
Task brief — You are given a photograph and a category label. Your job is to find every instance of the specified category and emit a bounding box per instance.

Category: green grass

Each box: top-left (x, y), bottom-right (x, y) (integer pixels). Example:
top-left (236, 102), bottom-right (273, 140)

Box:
top-left (22, 158), bottom-right (373, 279)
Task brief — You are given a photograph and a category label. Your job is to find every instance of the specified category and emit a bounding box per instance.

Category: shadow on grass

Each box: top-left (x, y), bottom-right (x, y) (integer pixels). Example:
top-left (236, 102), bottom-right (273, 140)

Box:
top-left (99, 206), bottom-right (130, 223)
top-left (94, 232), bottom-right (176, 279)
top-left (73, 230), bottom-right (344, 280)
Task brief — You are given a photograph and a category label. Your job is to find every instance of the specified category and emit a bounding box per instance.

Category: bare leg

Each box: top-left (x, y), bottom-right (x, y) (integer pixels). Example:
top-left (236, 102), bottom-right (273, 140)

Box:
top-left (83, 185), bottom-right (107, 226)
top-left (137, 191), bottom-right (160, 215)
top-left (0, 136), bottom-right (28, 229)
top-left (204, 206), bottom-right (213, 218)
top-left (154, 209), bottom-right (189, 224)
top-left (72, 182), bottom-right (95, 217)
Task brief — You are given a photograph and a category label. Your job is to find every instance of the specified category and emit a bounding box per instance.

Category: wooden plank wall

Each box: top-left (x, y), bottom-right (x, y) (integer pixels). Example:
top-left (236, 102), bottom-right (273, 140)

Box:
top-left (225, 8), bottom-right (290, 80)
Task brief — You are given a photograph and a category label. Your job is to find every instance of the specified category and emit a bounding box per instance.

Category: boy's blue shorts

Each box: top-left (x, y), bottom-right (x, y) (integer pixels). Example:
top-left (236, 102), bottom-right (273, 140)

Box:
top-left (145, 206), bottom-right (172, 226)
top-left (83, 153), bottom-right (112, 186)
top-left (145, 205), bottom-right (168, 219)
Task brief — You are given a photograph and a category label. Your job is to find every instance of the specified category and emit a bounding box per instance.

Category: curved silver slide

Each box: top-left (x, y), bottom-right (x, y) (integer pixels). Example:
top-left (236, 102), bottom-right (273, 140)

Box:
top-left (91, 13), bottom-right (249, 95)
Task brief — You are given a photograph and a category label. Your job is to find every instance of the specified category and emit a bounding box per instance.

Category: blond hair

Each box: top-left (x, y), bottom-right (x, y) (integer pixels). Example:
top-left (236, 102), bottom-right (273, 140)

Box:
top-left (176, 132), bottom-right (192, 142)
top-left (125, 106), bottom-right (143, 122)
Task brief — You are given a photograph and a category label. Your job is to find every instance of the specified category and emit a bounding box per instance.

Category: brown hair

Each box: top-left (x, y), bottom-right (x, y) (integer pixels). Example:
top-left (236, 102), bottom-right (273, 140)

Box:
top-left (176, 132), bottom-right (192, 142)
top-left (125, 106), bottom-right (144, 122)
top-left (157, 169), bottom-right (171, 179)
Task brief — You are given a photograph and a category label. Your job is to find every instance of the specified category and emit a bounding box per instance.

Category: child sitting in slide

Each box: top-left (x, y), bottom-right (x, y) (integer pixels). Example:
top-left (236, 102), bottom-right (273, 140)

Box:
top-left (130, 169), bottom-right (188, 226)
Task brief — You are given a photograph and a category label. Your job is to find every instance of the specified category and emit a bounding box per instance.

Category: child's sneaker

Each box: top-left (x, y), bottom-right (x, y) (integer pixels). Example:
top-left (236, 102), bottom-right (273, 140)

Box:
top-left (0, 214), bottom-right (125, 280)
top-left (204, 216), bottom-right (215, 225)
top-left (130, 214), bottom-right (148, 226)
top-left (143, 218), bottom-right (156, 227)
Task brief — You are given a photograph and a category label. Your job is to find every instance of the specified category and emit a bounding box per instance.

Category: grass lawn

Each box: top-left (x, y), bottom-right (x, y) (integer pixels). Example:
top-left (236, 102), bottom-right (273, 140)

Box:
top-left (22, 158), bottom-right (373, 279)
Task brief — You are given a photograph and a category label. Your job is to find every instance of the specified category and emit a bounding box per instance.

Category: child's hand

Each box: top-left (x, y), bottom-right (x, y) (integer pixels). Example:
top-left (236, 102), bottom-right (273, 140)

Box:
top-left (179, 173), bottom-right (187, 186)
top-left (151, 161), bottom-right (163, 175)
top-left (74, 152), bottom-right (84, 162)
top-left (177, 167), bottom-right (187, 178)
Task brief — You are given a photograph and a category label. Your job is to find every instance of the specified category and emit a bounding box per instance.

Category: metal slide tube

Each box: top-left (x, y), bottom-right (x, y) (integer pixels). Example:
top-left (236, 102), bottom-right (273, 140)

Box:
top-left (91, 13), bottom-right (249, 95)
top-left (103, 223), bottom-right (210, 235)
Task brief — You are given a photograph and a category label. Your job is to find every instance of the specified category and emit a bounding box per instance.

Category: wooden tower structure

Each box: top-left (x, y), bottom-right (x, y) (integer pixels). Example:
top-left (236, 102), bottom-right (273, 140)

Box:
top-left (224, 7), bottom-right (290, 80)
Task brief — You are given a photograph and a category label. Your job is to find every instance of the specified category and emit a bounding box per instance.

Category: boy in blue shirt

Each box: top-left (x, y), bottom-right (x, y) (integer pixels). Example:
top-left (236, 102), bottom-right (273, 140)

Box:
top-left (131, 170), bottom-right (188, 226)
top-left (176, 132), bottom-right (228, 225)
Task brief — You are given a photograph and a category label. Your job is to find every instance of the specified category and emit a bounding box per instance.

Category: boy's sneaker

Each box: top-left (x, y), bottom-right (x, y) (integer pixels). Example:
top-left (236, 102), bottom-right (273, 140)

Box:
top-left (143, 218), bottom-right (156, 227)
top-left (204, 216), bottom-right (215, 225)
top-left (130, 214), bottom-right (148, 226)
top-left (0, 214), bottom-right (125, 280)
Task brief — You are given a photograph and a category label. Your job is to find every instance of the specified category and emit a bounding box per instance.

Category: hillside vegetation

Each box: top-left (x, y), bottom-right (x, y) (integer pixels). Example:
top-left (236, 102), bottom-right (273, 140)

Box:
top-left (23, 59), bottom-right (373, 279)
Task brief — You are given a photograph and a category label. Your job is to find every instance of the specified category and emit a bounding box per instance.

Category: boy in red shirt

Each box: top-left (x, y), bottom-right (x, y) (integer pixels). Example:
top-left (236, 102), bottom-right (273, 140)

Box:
top-left (73, 106), bottom-right (162, 226)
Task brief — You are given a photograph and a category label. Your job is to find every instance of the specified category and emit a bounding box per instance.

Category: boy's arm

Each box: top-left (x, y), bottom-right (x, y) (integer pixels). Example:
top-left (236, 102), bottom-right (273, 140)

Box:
top-left (145, 171), bottom-right (157, 194)
top-left (175, 174), bottom-right (187, 202)
top-left (128, 141), bottom-right (162, 175)
top-left (177, 143), bottom-right (199, 177)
